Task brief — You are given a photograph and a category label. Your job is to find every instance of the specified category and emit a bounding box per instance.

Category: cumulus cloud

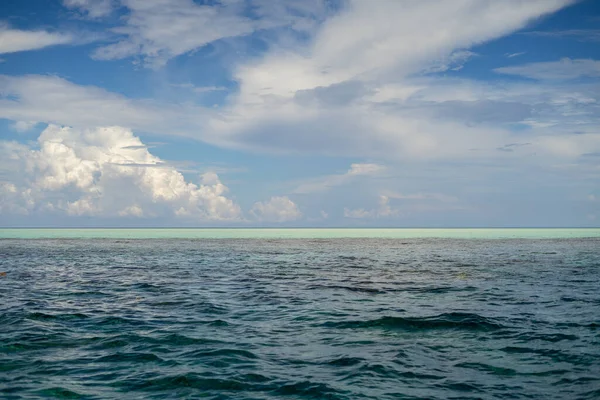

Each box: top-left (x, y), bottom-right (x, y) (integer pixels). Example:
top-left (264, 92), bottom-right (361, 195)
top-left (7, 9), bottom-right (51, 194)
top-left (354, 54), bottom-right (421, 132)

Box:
top-left (0, 24), bottom-right (72, 55)
top-left (495, 58), bottom-right (600, 80)
top-left (0, 125), bottom-right (242, 221)
top-left (344, 196), bottom-right (399, 219)
top-left (250, 196), bottom-right (302, 223)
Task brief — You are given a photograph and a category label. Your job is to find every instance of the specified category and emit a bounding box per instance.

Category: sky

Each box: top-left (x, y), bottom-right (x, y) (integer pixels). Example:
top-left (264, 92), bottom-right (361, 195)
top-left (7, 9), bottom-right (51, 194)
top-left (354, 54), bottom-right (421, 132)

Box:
top-left (0, 0), bottom-right (599, 227)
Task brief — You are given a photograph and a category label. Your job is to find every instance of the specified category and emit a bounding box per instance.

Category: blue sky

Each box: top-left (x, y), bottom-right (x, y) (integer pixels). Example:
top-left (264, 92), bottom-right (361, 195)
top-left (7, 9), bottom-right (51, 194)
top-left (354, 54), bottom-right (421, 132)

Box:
top-left (0, 0), bottom-right (599, 227)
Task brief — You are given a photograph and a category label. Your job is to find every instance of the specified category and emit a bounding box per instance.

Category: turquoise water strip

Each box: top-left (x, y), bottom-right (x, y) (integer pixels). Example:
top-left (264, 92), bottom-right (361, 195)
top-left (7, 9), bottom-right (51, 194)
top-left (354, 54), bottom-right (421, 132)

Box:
top-left (1, 228), bottom-right (599, 239)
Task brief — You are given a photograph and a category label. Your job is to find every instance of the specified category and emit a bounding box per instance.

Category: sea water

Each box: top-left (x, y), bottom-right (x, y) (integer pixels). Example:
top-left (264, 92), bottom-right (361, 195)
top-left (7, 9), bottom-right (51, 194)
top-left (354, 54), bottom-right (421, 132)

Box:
top-left (1, 229), bottom-right (599, 399)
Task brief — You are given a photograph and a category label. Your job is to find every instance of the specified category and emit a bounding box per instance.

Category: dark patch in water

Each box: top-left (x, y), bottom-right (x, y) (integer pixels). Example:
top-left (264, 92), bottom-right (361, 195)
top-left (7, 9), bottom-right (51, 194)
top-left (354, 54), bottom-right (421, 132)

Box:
top-left (324, 312), bottom-right (503, 332)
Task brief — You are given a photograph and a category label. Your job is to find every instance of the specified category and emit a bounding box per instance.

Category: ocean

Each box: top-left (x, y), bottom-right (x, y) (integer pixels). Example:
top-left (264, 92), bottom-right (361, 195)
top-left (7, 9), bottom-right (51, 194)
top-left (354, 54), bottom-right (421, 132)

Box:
top-left (1, 229), bottom-right (599, 399)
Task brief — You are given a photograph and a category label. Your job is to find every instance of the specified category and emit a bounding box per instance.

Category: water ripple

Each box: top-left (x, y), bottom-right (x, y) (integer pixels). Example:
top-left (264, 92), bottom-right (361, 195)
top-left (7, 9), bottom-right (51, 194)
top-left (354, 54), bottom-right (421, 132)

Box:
top-left (1, 238), bottom-right (599, 399)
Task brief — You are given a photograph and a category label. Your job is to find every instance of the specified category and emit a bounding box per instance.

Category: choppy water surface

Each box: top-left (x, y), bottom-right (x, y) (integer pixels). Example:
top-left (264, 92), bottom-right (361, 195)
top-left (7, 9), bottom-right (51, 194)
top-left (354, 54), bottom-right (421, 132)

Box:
top-left (1, 238), bottom-right (599, 399)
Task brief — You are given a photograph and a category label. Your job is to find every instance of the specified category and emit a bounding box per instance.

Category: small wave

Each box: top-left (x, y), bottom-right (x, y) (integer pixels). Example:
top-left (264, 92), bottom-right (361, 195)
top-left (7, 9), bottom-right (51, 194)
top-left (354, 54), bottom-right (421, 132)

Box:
top-left (323, 312), bottom-right (503, 332)
top-left (501, 347), bottom-right (596, 365)
top-left (307, 284), bottom-right (385, 294)
top-left (554, 376), bottom-right (599, 386)
top-left (513, 332), bottom-right (579, 342)
top-left (26, 312), bottom-right (89, 322)
top-left (181, 348), bottom-right (258, 360)
top-left (327, 357), bottom-right (364, 367)
top-left (387, 286), bottom-right (478, 294)
top-left (95, 352), bottom-right (164, 363)
top-left (36, 387), bottom-right (84, 399)
top-left (95, 316), bottom-right (144, 326)
top-left (122, 373), bottom-right (257, 392)
top-left (456, 362), bottom-right (516, 376)
top-left (556, 321), bottom-right (599, 329)
top-left (152, 333), bottom-right (226, 346)
top-left (273, 380), bottom-right (346, 399)
top-left (439, 381), bottom-right (484, 393)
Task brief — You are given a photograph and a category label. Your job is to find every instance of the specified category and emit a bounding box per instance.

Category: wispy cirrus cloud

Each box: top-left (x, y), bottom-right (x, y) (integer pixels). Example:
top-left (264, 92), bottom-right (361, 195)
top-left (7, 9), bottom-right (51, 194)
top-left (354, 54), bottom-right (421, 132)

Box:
top-left (63, 0), bottom-right (115, 18)
top-left (494, 58), bottom-right (600, 80)
top-left (524, 29), bottom-right (600, 42)
top-left (293, 163), bottom-right (385, 194)
top-left (0, 24), bottom-right (73, 55)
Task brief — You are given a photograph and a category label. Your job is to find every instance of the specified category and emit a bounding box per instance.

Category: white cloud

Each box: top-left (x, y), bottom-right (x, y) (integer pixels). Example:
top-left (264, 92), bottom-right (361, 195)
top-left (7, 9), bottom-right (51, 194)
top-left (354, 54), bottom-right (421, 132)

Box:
top-left (495, 58), bottom-right (600, 80)
top-left (210, 0), bottom-right (575, 157)
top-left (383, 191), bottom-right (459, 203)
top-left (0, 74), bottom-right (208, 136)
top-left (537, 133), bottom-right (600, 158)
top-left (3, 1), bottom-right (596, 165)
top-left (0, 24), bottom-right (72, 55)
top-left (91, 0), bottom-right (257, 67)
top-left (344, 195), bottom-right (399, 219)
top-left (293, 163), bottom-right (385, 194)
top-left (11, 121), bottom-right (38, 132)
top-left (84, 0), bottom-right (333, 67)
top-left (422, 50), bottom-right (477, 74)
top-left (63, 0), bottom-right (115, 18)
top-left (524, 29), bottom-right (600, 42)
top-left (0, 125), bottom-right (242, 221)
top-left (347, 163), bottom-right (385, 176)
top-left (250, 196), bottom-right (302, 222)
top-left (230, 0), bottom-right (570, 97)
top-left (506, 52), bottom-right (526, 58)
top-left (172, 83), bottom-right (229, 94)
top-left (343, 191), bottom-right (470, 221)
top-left (2, 72), bottom-right (599, 162)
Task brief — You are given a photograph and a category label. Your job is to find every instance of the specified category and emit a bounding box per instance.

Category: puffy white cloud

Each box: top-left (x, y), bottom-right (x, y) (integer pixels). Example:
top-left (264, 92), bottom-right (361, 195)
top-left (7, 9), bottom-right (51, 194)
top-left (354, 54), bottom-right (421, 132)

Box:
top-left (250, 196), bottom-right (302, 223)
top-left (495, 58), bottom-right (600, 80)
top-left (344, 196), bottom-right (399, 219)
top-left (0, 24), bottom-right (72, 55)
top-left (0, 125), bottom-right (242, 221)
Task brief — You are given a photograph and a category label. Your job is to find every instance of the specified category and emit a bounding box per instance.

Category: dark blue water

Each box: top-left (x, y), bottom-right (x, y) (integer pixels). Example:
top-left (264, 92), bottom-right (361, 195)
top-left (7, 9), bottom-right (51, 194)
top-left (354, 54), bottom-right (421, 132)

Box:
top-left (1, 238), bottom-right (599, 399)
